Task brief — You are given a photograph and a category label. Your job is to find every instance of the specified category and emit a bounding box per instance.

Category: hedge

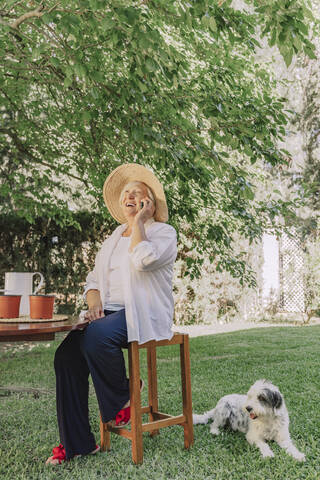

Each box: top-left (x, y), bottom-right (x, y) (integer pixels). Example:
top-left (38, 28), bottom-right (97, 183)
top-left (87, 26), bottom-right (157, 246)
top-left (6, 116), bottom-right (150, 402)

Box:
top-left (0, 212), bottom-right (114, 314)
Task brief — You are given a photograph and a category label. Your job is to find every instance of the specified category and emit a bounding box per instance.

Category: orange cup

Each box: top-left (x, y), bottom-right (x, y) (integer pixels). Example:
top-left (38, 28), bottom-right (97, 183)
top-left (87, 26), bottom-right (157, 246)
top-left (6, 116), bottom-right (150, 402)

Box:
top-left (29, 295), bottom-right (55, 319)
top-left (0, 295), bottom-right (21, 318)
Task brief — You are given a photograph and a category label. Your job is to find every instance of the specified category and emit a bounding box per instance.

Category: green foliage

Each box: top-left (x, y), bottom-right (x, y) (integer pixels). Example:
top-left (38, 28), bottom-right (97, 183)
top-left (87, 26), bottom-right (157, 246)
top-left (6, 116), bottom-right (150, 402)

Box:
top-left (298, 58), bottom-right (320, 215)
top-left (247, 0), bottom-right (317, 66)
top-left (0, 212), bottom-right (114, 313)
top-left (0, 0), bottom-right (316, 281)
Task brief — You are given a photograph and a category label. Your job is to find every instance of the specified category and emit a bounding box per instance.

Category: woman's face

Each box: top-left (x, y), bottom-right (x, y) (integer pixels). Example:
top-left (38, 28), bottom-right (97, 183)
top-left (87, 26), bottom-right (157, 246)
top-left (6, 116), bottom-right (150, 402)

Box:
top-left (120, 181), bottom-right (151, 220)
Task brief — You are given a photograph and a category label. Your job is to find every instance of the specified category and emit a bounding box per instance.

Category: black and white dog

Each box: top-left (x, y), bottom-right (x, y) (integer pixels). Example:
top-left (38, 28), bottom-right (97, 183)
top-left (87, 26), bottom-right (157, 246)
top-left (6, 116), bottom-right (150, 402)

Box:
top-left (193, 380), bottom-right (305, 461)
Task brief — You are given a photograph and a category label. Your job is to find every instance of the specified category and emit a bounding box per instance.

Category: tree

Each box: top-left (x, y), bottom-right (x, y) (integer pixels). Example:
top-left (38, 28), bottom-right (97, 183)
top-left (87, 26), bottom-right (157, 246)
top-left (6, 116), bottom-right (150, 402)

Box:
top-left (299, 46), bottom-right (320, 215)
top-left (0, 0), bottom-right (316, 282)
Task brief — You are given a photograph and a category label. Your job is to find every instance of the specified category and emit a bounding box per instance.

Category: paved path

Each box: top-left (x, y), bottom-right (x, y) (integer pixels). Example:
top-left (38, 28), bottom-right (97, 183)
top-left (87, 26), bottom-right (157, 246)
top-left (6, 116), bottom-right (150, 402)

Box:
top-left (172, 319), bottom-right (320, 338)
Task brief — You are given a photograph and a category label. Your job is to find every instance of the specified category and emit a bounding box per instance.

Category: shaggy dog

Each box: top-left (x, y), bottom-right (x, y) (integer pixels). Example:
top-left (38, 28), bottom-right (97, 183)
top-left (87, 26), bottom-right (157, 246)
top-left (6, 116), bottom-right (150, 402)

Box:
top-left (193, 380), bottom-right (305, 461)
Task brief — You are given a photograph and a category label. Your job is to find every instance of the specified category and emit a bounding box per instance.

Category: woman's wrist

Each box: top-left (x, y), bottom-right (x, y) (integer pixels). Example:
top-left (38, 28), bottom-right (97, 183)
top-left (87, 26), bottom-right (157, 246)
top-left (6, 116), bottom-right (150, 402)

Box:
top-left (88, 304), bottom-right (102, 310)
top-left (129, 220), bottom-right (147, 252)
top-left (86, 289), bottom-right (102, 310)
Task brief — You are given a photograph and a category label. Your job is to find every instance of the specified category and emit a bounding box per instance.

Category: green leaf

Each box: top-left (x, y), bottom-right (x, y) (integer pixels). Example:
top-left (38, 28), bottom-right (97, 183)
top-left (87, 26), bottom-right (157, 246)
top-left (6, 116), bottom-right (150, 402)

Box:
top-left (292, 35), bottom-right (302, 52)
top-left (64, 77), bottom-right (73, 88)
top-left (50, 57), bottom-right (60, 68)
top-left (137, 80), bottom-right (148, 92)
top-left (82, 111), bottom-right (91, 122)
top-left (201, 15), bottom-right (210, 28)
top-left (132, 127), bottom-right (143, 141)
top-left (304, 47), bottom-right (317, 60)
top-left (112, 32), bottom-right (118, 45)
top-left (283, 48), bottom-right (293, 67)
top-left (296, 20), bottom-right (308, 36)
top-left (101, 17), bottom-right (115, 30)
top-left (125, 7), bottom-right (138, 26)
top-left (89, 0), bottom-right (100, 11)
top-left (74, 63), bottom-right (86, 78)
top-left (209, 17), bottom-right (217, 32)
top-left (31, 47), bottom-right (41, 61)
top-left (138, 35), bottom-right (150, 51)
top-left (269, 28), bottom-right (278, 47)
top-left (145, 58), bottom-right (157, 72)
top-left (243, 187), bottom-right (254, 200)
top-left (65, 65), bottom-right (74, 78)
top-left (91, 70), bottom-right (104, 82)
top-left (41, 13), bottom-right (54, 24)
top-left (244, 145), bottom-right (253, 157)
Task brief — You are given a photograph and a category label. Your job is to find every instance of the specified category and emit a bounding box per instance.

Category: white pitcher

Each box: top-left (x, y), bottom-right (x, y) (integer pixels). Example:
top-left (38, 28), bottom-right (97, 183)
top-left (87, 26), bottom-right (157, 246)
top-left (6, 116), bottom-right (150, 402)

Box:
top-left (0, 272), bottom-right (44, 316)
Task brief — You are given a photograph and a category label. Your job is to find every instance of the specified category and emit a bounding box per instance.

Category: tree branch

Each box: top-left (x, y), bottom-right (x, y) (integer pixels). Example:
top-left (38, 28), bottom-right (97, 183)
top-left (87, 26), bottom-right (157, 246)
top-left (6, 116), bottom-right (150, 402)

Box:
top-left (9, 3), bottom-right (59, 29)
top-left (0, 127), bottom-right (88, 186)
top-left (10, 3), bottom-right (45, 29)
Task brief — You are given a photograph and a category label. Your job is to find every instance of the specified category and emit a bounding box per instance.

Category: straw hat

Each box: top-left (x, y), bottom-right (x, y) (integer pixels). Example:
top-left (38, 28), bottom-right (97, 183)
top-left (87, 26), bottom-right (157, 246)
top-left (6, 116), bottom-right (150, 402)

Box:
top-left (103, 163), bottom-right (168, 223)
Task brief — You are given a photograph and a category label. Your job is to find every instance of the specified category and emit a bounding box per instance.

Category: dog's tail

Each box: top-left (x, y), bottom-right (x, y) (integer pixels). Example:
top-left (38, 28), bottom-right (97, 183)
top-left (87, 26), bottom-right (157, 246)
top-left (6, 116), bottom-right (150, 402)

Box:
top-left (192, 407), bottom-right (216, 425)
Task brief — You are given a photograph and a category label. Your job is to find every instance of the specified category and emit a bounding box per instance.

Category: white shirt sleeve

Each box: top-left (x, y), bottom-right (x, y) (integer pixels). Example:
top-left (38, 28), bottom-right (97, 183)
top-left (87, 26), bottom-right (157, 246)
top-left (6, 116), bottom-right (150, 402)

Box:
top-left (129, 224), bottom-right (177, 272)
top-left (83, 250), bottom-right (101, 300)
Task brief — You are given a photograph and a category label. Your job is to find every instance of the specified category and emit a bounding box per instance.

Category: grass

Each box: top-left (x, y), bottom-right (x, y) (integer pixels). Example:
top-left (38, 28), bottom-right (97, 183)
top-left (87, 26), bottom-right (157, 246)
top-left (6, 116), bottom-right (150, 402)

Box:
top-left (1, 325), bottom-right (319, 480)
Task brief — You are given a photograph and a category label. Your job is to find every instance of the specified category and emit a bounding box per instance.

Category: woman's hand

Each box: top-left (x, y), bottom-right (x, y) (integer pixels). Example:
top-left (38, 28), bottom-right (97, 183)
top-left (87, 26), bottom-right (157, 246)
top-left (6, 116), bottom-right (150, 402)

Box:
top-left (134, 196), bottom-right (155, 225)
top-left (84, 305), bottom-right (104, 322)
top-left (84, 290), bottom-right (103, 323)
top-left (73, 307), bottom-right (103, 330)
top-left (129, 197), bottom-right (154, 252)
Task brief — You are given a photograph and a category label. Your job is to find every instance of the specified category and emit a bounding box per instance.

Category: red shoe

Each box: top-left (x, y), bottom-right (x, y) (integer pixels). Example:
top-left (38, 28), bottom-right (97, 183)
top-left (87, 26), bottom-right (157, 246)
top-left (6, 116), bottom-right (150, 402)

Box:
top-left (115, 406), bottom-right (131, 427)
top-left (46, 444), bottom-right (100, 465)
top-left (112, 379), bottom-right (144, 429)
top-left (46, 444), bottom-right (66, 465)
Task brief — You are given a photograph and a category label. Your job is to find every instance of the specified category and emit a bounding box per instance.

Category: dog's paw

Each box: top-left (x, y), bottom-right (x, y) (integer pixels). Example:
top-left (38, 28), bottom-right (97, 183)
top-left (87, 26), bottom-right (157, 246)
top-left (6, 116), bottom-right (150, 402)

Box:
top-left (294, 452), bottom-right (305, 462)
top-left (209, 426), bottom-right (220, 435)
top-left (262, 450), bottom-right (274, 458)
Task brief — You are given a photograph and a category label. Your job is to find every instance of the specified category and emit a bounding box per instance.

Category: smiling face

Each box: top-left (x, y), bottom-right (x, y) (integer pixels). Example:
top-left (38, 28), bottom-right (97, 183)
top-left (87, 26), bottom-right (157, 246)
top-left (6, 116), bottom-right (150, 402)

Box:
top-left (119, 181), bottom-right (152, 220)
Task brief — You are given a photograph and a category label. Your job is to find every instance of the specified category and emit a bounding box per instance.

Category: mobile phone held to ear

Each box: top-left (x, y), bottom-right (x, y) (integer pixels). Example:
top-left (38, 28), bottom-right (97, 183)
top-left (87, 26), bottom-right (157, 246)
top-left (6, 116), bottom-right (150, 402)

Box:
top-left (140, 201), bottom-right (144, 209)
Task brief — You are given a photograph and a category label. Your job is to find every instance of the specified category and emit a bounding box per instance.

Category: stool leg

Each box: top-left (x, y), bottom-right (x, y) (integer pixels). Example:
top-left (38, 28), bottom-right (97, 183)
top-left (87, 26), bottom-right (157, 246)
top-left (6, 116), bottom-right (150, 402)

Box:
top-left (180, 335), bottom-right (194, 448)
top-left (147, 342), bottom-right (159, 436)
top-left (128, 342), bottom-right (143, 464)
top-left (100, 414), bottom-right (111, 452)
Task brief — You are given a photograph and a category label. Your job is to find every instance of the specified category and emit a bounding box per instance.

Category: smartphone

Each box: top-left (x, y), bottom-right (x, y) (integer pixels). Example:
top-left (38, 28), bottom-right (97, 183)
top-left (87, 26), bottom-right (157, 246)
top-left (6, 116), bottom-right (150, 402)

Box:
top-left (140, 201), bottom-right (144, 209)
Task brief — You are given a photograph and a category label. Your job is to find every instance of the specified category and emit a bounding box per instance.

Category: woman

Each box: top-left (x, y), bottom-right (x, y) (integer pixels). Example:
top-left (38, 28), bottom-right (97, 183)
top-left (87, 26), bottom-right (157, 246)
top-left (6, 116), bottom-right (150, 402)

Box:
top-left (46, 163), bottom-right (177, 465)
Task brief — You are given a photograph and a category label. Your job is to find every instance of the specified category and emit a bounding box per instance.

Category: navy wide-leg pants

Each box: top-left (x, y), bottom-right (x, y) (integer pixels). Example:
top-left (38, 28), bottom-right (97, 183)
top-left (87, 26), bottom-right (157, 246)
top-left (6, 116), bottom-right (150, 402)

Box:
top-left (54, 309), bottom-right (129, 459)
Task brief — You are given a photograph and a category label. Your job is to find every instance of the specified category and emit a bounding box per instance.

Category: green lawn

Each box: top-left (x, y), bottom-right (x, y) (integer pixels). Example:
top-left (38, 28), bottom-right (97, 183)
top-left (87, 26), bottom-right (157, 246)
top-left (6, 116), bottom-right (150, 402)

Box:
top-left (1, 326), bottom-right (319, 480)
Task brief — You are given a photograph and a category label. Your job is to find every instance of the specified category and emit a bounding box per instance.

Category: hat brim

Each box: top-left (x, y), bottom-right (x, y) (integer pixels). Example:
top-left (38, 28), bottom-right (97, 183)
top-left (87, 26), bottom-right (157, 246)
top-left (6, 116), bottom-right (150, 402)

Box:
top-left (103, 163), bottom-right (168, 224)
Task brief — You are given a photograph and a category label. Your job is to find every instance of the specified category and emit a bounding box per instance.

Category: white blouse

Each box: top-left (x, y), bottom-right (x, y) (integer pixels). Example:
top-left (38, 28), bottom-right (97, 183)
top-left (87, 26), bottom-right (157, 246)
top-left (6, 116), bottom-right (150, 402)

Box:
top-left (104, 236), bottom-right (130, 311)
top-left (84, 219), bottom-right (177, 344)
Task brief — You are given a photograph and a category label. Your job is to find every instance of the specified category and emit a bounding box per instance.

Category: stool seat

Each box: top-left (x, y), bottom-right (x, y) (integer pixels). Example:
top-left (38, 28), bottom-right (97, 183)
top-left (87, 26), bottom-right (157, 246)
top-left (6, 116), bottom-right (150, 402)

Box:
top-left (100, 332), bottom-right (194, 464)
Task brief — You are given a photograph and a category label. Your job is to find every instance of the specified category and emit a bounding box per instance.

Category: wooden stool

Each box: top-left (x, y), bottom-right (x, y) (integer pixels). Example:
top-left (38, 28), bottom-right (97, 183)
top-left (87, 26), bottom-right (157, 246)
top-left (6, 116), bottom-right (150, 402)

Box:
top-left (100, 332), bottom-right (194, 464)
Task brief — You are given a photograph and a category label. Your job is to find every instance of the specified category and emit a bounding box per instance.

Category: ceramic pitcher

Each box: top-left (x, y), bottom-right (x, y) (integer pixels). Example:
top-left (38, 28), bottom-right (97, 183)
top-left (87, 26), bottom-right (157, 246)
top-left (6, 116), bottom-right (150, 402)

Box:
top-left (1, 272), bottom-right (44, 315)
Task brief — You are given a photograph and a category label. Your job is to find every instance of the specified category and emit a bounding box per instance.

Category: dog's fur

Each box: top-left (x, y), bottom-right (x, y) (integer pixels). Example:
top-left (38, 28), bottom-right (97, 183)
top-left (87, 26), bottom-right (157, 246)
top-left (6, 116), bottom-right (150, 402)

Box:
top-left (193, 380), bottom-right (305, 461)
